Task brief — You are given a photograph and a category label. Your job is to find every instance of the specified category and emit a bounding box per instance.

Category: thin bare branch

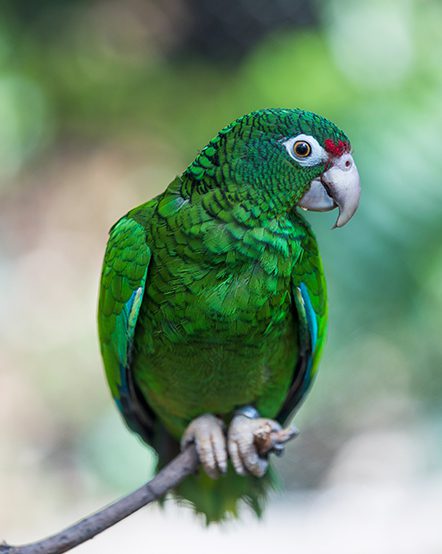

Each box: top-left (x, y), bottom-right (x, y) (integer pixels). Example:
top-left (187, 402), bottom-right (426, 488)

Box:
top-left (0, 425), bottom-right (295, 554)
top-left (0, 445), bottom-right (198, 554)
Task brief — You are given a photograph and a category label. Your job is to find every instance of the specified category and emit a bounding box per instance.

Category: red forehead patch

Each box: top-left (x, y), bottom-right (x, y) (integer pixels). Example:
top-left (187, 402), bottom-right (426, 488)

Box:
top-left (324, 139), bottom-right (350, 157)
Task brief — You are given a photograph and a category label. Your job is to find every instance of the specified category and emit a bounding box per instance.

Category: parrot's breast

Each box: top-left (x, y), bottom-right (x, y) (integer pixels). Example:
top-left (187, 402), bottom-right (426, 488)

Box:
top-left (132, 235), bottom-right (299, 438)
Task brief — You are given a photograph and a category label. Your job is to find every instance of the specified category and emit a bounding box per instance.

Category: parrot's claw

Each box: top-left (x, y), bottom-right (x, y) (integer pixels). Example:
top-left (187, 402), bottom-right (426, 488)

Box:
top-left (227, 414), bottom-right (298, 477)
top-left (181, 414), bottom-right (227, 479)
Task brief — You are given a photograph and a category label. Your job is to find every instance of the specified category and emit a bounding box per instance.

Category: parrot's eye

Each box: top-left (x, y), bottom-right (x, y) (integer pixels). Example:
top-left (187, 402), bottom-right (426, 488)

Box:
top-left (283, 134), bottom-right (328, 167)
top-left (293, 141), bottom-right (311, 158)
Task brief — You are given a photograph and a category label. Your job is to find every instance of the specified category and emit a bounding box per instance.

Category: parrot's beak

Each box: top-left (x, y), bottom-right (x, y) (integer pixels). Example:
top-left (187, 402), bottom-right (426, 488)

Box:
top-left (298, 153), bottom-right (361, 228)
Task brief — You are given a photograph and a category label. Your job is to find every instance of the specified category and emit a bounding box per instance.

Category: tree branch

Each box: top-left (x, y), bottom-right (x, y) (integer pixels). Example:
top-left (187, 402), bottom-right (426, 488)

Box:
top-left (0, 445), bottom-right (198, 554)
top-left (0, 425), bottom-right (294, 554)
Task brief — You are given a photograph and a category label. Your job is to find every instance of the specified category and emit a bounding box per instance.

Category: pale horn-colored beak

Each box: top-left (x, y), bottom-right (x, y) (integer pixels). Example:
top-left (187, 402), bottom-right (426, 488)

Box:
top-left (298, 153), bottom-right (361, 228)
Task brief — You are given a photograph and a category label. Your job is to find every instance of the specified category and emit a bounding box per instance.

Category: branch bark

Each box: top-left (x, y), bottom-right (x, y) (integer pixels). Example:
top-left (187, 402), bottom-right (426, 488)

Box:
top-left (0, 445), bottom-right (198, 554)
top-left (0, 425), bottom-right (294, 554)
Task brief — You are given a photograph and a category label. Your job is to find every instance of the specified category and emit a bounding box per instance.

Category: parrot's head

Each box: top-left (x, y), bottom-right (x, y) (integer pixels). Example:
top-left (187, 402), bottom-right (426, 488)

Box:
top-left (274, 108), bottom-right (361, 228)
top-left (196, 108), bottom-right (361, 228)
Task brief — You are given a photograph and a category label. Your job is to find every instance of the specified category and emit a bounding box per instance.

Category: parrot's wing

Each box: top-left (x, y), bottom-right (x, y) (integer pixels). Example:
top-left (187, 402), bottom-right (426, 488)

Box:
top-left (277, 225), bottom-right (327, 424)
top-left (98, 214), bottom-right (156, 442)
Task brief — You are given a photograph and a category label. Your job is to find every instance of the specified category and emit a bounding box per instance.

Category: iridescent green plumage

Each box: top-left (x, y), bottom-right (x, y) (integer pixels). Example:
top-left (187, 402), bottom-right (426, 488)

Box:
top-left (98, 108), bottom-right (349, 521)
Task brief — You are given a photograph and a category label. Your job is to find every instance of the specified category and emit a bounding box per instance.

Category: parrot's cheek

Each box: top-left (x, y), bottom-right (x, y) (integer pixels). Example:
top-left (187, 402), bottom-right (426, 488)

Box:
top-left (298, 177), bottom-right (336, 212)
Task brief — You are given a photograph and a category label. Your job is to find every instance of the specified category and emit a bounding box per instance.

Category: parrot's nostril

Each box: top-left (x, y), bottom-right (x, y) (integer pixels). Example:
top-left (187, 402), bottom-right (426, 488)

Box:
top-left (338, 154), bottom-right (353, 171)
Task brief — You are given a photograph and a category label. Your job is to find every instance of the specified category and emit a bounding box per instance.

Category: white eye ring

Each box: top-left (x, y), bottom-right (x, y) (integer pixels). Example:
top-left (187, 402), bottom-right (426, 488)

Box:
top-left (283, 134), bottom-right (328, 167)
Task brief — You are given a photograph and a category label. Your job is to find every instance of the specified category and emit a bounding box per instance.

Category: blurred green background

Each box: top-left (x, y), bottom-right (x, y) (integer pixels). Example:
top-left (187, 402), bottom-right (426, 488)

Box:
top-left (1, 0), bottom-right (441, 552)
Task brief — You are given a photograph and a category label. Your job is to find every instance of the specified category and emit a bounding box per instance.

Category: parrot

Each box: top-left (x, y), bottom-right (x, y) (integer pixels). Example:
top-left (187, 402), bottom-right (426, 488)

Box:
top-left (97, 108), bottom-right (361, 522)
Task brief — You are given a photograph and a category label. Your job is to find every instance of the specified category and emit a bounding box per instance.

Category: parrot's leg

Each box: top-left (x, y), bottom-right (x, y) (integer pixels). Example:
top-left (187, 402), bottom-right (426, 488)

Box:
top-left (227, 407), bottom-right (298, 477)
top-left (181, 414), bottom-right (227, 479)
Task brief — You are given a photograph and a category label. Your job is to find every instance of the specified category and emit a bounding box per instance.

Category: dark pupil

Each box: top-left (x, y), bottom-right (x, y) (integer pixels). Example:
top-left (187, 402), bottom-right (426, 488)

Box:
top-left (295, 142), bottom-right (309, 156)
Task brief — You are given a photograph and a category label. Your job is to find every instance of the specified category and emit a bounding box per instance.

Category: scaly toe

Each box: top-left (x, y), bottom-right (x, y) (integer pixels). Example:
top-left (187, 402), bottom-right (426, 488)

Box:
top-left (254, 423), bottom-right (298, 457)
top-left (227, 415), bottom-right (277, 477)
top-left (228, 414), bottom-right (298, 477)
top-left (181, 414), bottom-right (227, 478)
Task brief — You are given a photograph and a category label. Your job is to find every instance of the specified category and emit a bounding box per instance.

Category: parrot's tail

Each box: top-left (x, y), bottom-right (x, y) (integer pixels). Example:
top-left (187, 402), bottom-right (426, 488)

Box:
top-left (173, 465), bottom-right (277, 524)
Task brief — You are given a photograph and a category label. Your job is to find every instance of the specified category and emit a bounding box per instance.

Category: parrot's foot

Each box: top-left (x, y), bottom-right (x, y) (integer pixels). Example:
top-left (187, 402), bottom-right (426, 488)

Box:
top-left (227, 412), bottom-right (298, 477)
top-left (181, 414), bottom-right (227, 479)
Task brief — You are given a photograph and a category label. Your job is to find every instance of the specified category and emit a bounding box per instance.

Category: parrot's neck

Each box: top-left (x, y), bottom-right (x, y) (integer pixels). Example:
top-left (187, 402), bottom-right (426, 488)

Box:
top-left (159, 174), bottom-right (310, 261)
top-left (170, 174), bottom-right (307, 238)
top-left (179, 170), bottom-right (312, 225)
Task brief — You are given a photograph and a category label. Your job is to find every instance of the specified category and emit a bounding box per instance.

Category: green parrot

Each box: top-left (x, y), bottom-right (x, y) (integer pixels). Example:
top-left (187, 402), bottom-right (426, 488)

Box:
top-left (97, 108), bottom-right (360, 522)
